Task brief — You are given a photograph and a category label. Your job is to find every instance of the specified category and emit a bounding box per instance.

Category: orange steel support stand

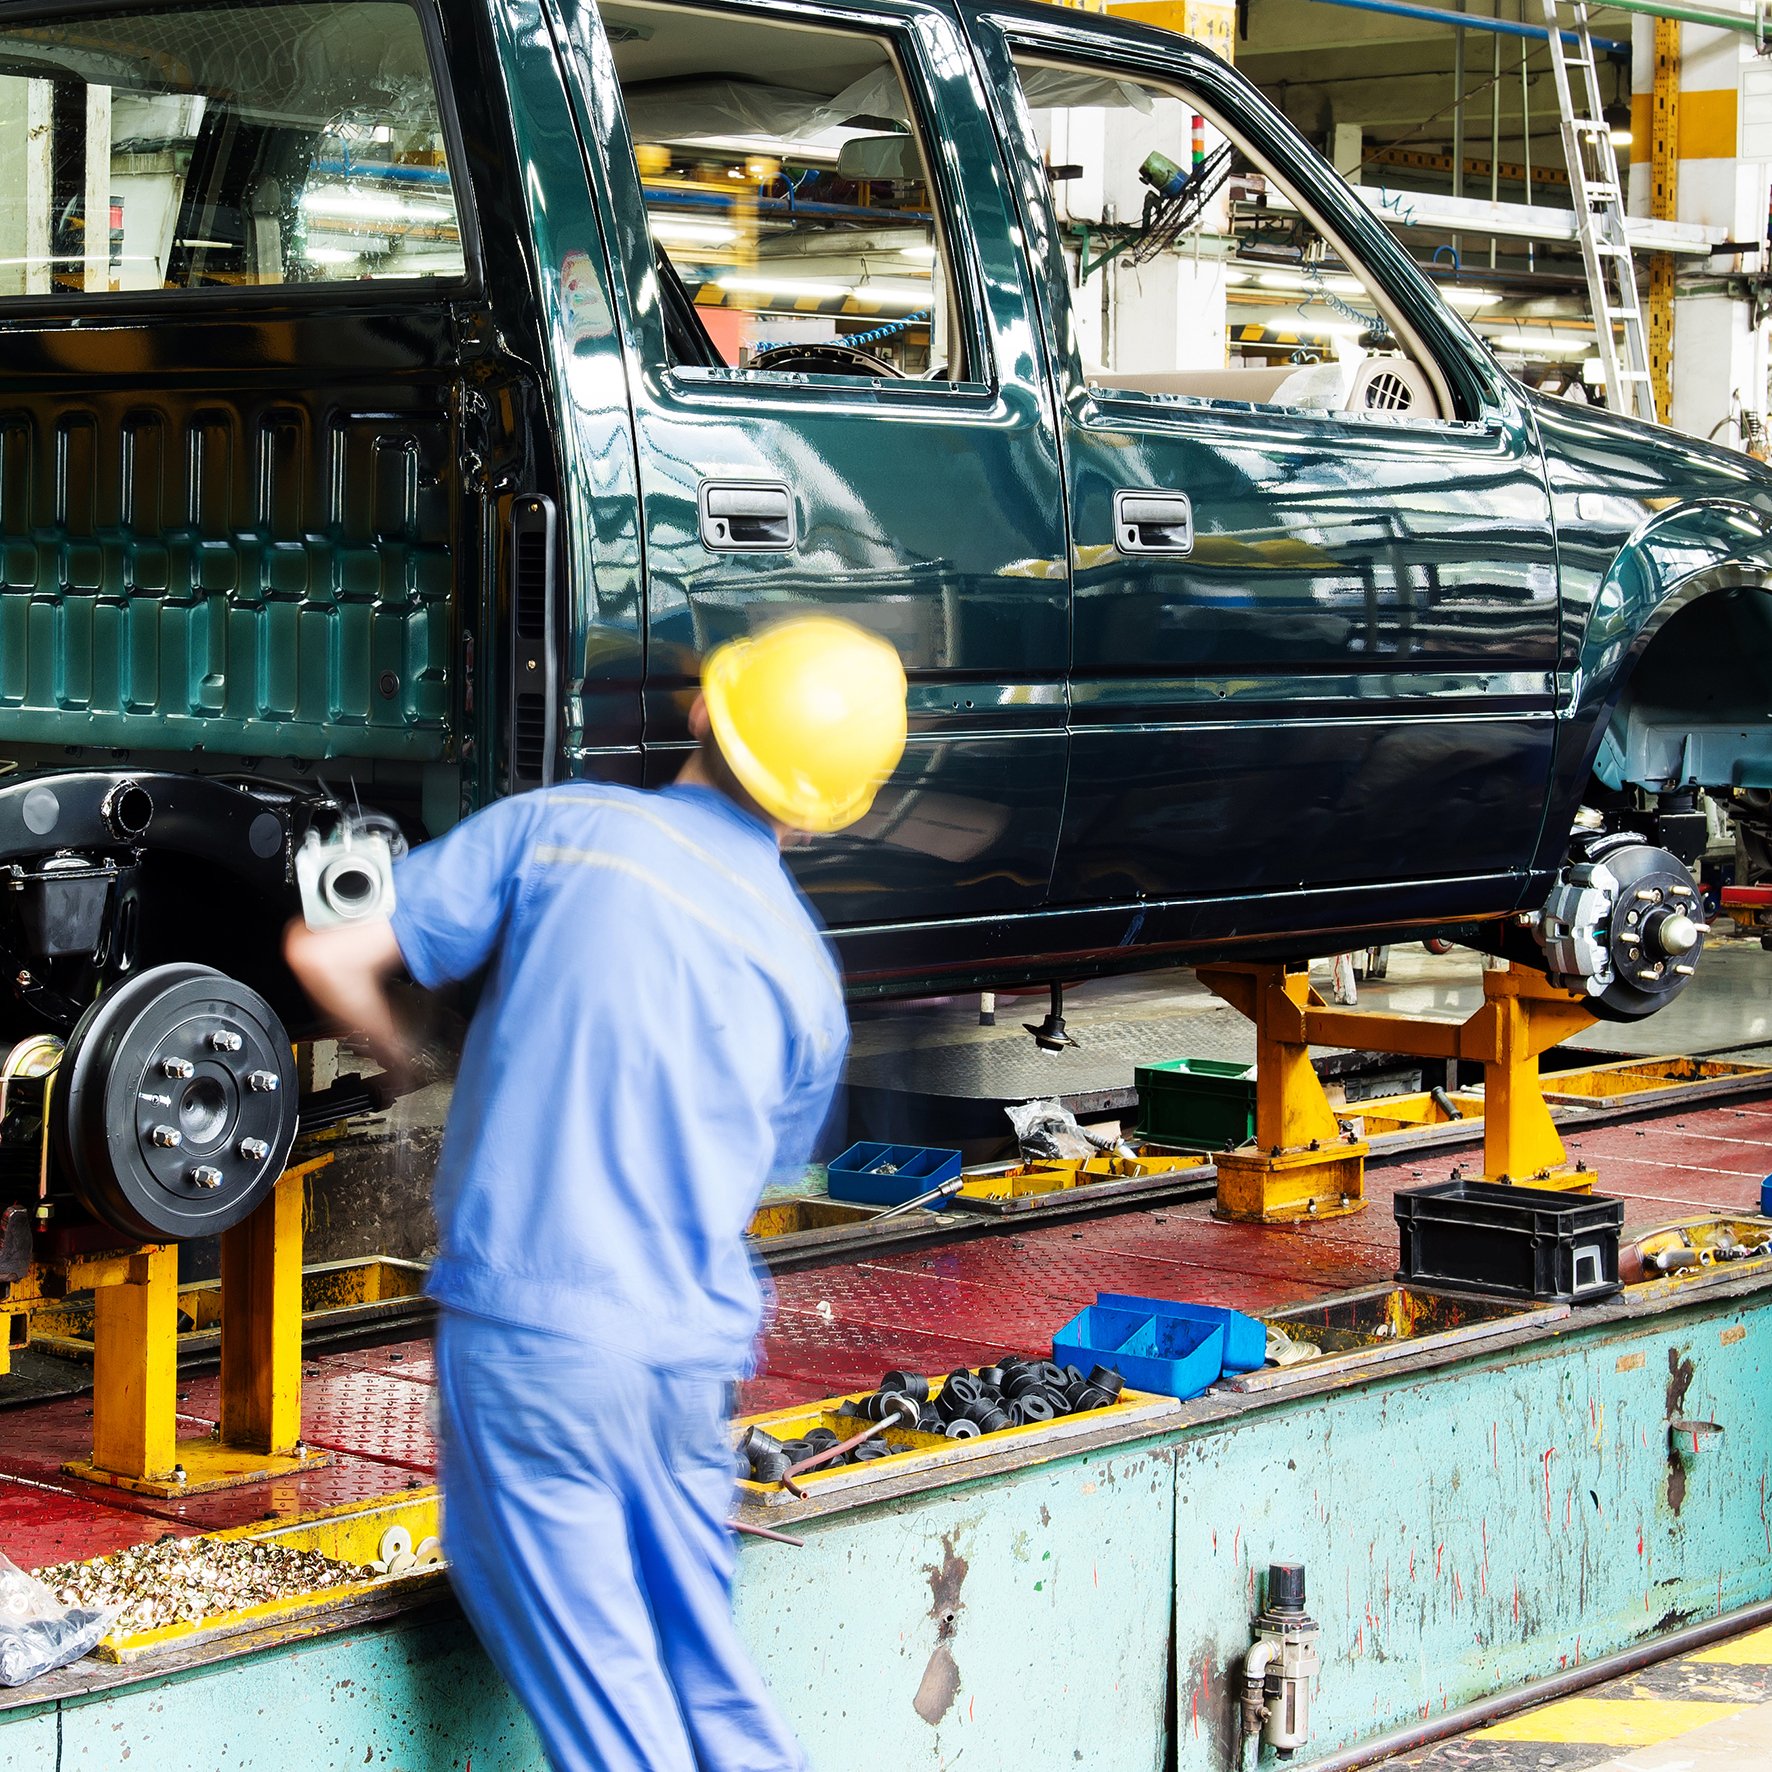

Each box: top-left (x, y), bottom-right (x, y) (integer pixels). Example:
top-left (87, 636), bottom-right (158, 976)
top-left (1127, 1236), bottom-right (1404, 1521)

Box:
top-left (53, 1155), bottom-right (333, 1496)
top-left (1195, 963), bottom-right (1600, 1225)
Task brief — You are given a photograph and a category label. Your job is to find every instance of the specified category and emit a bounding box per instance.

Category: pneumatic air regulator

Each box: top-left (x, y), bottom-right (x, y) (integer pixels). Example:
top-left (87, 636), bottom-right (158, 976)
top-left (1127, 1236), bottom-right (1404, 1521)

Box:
top-left (1240, 1562), bottom-right (1320, 1762)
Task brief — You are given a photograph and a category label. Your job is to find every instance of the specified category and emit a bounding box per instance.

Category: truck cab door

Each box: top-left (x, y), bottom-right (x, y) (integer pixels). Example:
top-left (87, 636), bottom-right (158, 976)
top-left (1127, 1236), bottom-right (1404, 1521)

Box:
top-left (550, 0), bottom-right (1069, 931)
top-left (972, 9), bottom-right (1561, 925)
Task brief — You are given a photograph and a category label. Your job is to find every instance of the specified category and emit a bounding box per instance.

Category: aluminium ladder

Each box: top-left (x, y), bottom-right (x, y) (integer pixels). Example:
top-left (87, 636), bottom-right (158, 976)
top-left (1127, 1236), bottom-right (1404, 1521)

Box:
top-left (1539, 0), bottom-right (1658, 423)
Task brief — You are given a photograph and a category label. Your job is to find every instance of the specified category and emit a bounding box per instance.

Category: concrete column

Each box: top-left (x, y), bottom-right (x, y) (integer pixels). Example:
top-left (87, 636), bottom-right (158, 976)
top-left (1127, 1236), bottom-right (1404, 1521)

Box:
top-left (0, 77), bottom-right (53, 298)
top-left (1331, 122), bottom-right (1364, 186)
top-left (84, 84), bottom-right (111, 294)
top-left (1630, 20), bottom-right (1772, 443)
top-left (1108, 252), bottom-right (1231, 374)
top-left (1096, 95), bottom-right (1230, 375)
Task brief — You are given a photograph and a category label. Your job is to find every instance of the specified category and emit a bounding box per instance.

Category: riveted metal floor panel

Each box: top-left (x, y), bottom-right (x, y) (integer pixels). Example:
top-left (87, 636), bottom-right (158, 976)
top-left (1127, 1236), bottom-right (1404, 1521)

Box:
top-left (308, 1344), bottom-right (437, 1386)
top-left (0, 1474), bottom-right (195, 1566)
top-left (176, 1369), bottom-right (437, 1475)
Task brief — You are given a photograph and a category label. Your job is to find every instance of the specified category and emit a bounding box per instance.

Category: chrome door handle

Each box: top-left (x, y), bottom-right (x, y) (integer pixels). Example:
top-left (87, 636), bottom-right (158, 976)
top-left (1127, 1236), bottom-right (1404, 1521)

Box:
top-left (1114, 489), bottom-right (1194, 555)
top-left (699, 480), bottom-right (794, 552)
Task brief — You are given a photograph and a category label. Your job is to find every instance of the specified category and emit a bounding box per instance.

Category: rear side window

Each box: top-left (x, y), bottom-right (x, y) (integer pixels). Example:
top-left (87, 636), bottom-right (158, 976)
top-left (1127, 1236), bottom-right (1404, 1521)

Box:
top-left (0, 1), bottom-right (465, 298)
top-left (602, 0), bottom-right (971, 381)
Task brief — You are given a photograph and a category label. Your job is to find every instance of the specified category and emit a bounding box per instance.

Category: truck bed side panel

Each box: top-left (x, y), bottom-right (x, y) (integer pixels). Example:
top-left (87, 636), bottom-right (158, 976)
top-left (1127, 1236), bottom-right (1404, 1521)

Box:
top-left (0, 310), bottom-right (461, 763)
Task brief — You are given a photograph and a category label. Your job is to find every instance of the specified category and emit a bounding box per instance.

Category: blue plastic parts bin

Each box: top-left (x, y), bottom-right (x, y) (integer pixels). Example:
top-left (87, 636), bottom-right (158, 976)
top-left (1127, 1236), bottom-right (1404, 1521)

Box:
top-left (1052, 1304), bottom-right (1225, 1400)
top-left (1094, 1292), bottom-right (1267, 1375)
top-left (826, 1141), bottom-right (962, 1209)
top-left (1762, 1174), bottom-right (1772, 1217)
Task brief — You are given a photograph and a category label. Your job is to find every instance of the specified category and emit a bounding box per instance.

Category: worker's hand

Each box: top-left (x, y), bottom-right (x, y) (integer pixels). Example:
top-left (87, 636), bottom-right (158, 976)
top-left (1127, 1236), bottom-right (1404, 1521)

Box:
top-left (283, 915), bottom-right (413, 1095)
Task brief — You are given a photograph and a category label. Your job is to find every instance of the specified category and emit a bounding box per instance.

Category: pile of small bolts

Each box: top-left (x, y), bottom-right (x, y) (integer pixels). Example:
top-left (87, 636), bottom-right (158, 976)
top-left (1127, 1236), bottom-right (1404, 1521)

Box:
top-left (737, 1358), bottom-right (1125, 1483)
top-left (37, 1536), bottom-right (369, 1633)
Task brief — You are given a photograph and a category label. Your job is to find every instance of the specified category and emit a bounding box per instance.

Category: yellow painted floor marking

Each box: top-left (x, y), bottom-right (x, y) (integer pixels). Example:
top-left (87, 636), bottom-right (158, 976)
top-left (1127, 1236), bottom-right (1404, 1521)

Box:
top-left (1474, 1697), bottom-right (1747, 1746)
top-left (1690, 1623), bottom-right (1772, 1664)
top-left (1588, 1695), bottom-right (1772, 1769)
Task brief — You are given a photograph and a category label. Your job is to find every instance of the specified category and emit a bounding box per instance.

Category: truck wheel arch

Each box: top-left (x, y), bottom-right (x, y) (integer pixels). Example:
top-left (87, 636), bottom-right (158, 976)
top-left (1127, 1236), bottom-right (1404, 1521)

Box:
top-left (1568, 498), bottom-right (1772, 808)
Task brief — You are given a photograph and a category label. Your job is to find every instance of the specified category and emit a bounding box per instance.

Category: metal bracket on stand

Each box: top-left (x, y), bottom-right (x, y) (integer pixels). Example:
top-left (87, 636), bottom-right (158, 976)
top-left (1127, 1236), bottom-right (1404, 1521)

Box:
top-left (1195, 962), bottom-right (1601, 1226)
top-left (60, 1156), bottom-right (332, 1496)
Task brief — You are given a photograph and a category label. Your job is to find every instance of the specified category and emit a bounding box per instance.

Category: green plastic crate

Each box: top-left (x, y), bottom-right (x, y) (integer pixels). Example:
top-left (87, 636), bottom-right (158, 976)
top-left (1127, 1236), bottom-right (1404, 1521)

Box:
top-left (1134, 1058), bottom-right (1258, 1150)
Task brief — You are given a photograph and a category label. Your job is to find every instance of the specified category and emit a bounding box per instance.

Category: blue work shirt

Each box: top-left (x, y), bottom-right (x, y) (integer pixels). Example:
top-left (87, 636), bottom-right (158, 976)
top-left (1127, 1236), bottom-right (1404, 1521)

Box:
top-left (390, 782), bottom-right (848, 1374)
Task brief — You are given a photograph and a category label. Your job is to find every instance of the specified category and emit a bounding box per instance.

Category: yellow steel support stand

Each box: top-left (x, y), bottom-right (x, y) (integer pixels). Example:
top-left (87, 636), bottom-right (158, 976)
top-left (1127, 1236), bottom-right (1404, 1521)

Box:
top-left (1196, 963), bottom-right (1601, 1225)
top-left (1196, 964), bottom-right (1370, 1224)
top-left (90, 1244), bottom-right (177, 1482)
top-left (64, 1158), bottom-right (331, 1496)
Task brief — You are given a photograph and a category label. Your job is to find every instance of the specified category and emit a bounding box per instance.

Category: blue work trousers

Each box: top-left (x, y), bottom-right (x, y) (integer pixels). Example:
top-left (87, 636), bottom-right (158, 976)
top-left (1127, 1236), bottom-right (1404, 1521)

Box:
top-left (435, 1308), bottom-right (808, 1772)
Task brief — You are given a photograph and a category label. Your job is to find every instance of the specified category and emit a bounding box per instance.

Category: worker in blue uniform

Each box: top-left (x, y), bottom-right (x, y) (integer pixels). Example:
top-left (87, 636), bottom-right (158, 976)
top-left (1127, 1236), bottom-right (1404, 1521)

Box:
top-left (285, 615), bottom-right (909, 1772)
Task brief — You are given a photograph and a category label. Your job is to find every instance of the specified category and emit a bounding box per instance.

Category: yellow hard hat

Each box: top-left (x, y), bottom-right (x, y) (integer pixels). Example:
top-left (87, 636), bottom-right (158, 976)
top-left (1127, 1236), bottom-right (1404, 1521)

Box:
top-left (702, 616), bottom-right (908, 834)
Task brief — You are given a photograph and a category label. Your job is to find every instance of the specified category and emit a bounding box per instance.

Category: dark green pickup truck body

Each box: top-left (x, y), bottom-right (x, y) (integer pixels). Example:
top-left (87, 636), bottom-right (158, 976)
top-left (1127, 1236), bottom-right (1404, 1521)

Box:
top-left (0, 0), bottom-right (1767, 1037)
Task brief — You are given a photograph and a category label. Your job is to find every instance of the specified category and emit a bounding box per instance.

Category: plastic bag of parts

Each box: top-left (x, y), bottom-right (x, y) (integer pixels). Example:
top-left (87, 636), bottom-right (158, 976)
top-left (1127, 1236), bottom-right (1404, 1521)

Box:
top-left (0, 1553), bottom-right (111, 1684)
top-left (1006, 1098), bottom-right (1098, 1163)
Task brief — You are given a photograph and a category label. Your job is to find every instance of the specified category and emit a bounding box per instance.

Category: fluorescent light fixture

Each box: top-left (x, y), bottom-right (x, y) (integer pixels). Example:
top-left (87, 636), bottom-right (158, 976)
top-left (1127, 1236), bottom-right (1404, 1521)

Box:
top-left (1478, 322), bottom-right (1593, 355)
top-left (853, 278), bottom-right (934, 304)
top-left (717, 273), bottom-right (850, 299)
top-left (716, 274), bottom-right (931, 309)
top-left (299, 185), bottom-right (454, 225)
top-left (305, 246), bottom-right (360, 264)
top-left (649, 216), bottom-right (738, 246)
top-left (1254, 269), bottom-right (1362, 297)
top-left (1222, 267), bottom-right (1252, 285)
top-left (1445, 286), bottom-right (1500, 310)
top-left (899, 244), bottom-right (938, 263)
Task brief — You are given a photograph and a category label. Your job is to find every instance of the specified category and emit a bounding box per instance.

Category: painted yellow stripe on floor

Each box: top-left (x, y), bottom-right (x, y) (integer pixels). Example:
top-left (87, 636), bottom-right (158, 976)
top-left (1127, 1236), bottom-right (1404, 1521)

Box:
top-left (1691, 1624), bottom-right (1772, 1665)
top-left (1475, 1698), bottom-right (1747, 1746)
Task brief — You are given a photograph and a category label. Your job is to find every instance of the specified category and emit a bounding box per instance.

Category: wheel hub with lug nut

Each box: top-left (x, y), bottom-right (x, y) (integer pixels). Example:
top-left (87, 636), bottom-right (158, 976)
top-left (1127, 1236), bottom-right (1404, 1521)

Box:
top-left (1538, 835), bottom-right (1710, 1022)
top-left (53, 963), bottom-right (300, 1242)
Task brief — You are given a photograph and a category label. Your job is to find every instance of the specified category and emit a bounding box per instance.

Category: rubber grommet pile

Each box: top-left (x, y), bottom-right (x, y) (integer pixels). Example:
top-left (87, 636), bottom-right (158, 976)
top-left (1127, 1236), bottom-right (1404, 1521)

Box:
top-left (736, 1356), bottom-right (1125, 1482)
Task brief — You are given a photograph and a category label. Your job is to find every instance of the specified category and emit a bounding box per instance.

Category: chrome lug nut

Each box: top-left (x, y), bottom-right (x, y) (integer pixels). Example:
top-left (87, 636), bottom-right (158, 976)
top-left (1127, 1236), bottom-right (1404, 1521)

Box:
top-left (238, 1137), bottom-right (270, 1162)
top-left (150, 1125), bottom-right (183, 1149)
top-left (159, 1056), bottom-right (194, 1079)
top-left (207, 1030), bottom-right (243, 1053)
top-left (246, 1070), bottom-right (279, 1093)
top-left (189, 1165), bottom-right (224, 1190)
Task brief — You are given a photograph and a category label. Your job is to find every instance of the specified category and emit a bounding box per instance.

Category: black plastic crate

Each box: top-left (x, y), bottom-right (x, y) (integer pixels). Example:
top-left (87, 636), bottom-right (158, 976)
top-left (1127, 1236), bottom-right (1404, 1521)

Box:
top-left (1394, 1180), bottom-right (1624, 1305)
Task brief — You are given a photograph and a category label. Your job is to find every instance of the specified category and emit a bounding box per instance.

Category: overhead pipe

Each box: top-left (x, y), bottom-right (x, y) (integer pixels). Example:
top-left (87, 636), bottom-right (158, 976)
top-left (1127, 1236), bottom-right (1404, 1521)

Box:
top-left (1305, 0), bottom-right (1628, 55)
top-left (1312, 0), bottom-right (1762, 42)
top-left (1585, 0), bottom-right (1761, 31)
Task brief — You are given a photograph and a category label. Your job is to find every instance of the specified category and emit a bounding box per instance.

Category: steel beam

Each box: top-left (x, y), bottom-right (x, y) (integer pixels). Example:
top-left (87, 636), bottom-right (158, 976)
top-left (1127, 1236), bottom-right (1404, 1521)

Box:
top-left (1307, 0), bottom-right (1630, 53)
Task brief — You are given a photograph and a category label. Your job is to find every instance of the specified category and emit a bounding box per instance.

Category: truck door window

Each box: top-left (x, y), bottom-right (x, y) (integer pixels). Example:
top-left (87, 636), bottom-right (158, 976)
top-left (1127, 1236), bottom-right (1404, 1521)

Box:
top-left (1012, 57), bottom-right (1456, 423)
top-left (603, 0), bottom-right (968, 381)
top-left (0, 2), bottom-right (465, 298)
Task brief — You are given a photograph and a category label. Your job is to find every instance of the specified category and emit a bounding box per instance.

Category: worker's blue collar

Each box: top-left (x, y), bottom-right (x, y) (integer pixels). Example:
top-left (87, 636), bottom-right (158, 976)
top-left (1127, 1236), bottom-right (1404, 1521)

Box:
top-left (660, 782), bottom-right (780, 848)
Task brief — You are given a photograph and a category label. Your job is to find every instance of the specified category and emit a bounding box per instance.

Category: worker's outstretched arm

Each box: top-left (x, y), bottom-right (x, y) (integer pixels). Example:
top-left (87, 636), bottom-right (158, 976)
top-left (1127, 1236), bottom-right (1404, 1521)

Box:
top-left (283, 916), bottom-right (408, 1084)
